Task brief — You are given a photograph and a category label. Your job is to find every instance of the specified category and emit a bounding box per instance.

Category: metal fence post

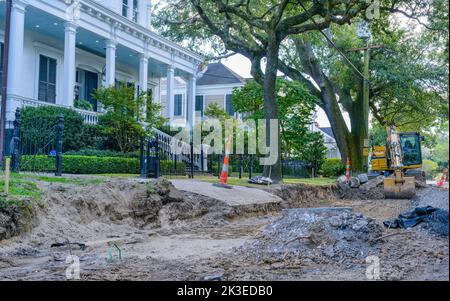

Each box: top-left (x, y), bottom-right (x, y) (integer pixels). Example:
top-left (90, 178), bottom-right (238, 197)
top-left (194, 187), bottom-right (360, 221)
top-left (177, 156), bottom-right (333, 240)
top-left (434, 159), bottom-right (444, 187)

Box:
top-left (200, 144), bottom-right (204, 173)
top-left (249, 154), bottom-right (253, 179)
top-left (190, 140), bottom-right (194, 179)
top-left (154, 134), bottom-right (160, 178)
top-left (55, 114), bottom-right (64, 176)
top-left (217, 154), bottom-right (221, 178)
top-left (239, 154), bottom-right (243, 179)
top-left (11, 108), bottom-right (20, 172)
top-left (140, 138), bottom-right (146, 178)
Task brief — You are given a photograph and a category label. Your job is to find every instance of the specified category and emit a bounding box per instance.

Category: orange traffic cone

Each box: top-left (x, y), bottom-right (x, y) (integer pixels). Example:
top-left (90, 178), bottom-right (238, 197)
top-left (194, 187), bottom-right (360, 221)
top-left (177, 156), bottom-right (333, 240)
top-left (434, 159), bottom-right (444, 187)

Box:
top-left (214, 135), bottom-right (233, 189)
top-left (437, 168), bottom-right (448, 187)
top-left (345, 157), bottom-right (351, 183)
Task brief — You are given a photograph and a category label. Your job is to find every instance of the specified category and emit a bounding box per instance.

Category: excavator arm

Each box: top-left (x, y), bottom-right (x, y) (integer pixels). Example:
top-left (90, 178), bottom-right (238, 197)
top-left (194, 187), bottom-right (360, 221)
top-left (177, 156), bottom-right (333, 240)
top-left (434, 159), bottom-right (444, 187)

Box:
top-left (383, 125), bottom-right (416, 199)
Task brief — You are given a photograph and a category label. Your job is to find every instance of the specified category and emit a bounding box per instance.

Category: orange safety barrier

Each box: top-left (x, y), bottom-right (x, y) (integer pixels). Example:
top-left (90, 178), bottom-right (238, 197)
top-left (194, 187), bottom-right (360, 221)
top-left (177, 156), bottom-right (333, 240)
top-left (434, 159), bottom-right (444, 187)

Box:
top-left (219, 135), bottom-right (233, 186)
top-left (345, 157), bottom-right (351, 183)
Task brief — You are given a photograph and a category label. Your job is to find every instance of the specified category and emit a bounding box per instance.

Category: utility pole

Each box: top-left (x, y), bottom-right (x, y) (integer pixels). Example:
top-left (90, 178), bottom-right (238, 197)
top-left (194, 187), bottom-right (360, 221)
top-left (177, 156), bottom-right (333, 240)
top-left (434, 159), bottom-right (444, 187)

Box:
top-left (349, 21), bottom-right (384, 172)
top-left (0, 0), bottom-right (12, 167)
top-left (348, 43), bottom-right (383, 172)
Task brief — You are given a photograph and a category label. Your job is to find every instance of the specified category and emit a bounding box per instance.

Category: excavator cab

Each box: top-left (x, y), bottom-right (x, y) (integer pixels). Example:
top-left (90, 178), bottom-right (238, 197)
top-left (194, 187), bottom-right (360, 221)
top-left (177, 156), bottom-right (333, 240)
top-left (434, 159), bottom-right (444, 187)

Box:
top-left (399, 132), bottom-right (422, 167)
top-left (382, 127), bottom-right (420, 199)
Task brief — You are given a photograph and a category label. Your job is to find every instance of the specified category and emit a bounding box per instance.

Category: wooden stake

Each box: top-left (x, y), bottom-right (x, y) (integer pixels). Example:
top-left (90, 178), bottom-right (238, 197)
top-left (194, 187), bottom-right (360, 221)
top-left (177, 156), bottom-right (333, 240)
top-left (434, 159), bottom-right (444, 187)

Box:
top-left (5, 158), bottom-right (10, 195)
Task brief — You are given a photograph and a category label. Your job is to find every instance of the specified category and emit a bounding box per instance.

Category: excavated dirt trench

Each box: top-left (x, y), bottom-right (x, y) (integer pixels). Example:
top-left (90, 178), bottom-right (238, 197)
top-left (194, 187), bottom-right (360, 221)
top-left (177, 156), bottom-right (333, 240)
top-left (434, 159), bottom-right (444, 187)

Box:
top-left (0, 177), bottom-right (448, 281)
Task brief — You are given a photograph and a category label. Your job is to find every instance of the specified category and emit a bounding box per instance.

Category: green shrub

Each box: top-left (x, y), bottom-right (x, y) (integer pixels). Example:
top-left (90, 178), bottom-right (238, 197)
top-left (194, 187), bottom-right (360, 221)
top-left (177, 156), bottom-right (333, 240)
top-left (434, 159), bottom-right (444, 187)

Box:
top-left (19, 155), bottom-right (184, 175)
top-left (64, 148), bottom-right (140, 158)
top-left (74, 99), bottom-right (94, 111)
top-left (20, 106), bottom-right (84, 152)
top-left (80, 124), bottom-right (105, 150)
top-left (321, 158), bottom-right (345, 177)
top-left (422, 159), bottom-right (438, 180)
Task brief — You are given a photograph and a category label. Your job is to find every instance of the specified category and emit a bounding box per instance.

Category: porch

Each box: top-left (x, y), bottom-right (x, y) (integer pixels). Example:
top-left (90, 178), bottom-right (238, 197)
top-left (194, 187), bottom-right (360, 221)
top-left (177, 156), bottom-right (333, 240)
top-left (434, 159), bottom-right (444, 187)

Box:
top-left (0, 0), bottom-right (203, 126)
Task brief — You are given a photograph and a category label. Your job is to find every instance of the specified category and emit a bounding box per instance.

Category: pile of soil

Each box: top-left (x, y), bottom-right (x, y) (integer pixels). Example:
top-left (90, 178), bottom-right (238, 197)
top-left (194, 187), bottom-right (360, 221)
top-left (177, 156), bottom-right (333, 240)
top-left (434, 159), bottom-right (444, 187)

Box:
top-left (0, 198), bottom-right (37, 241)
top-left (240, 208), bottom-right (383, 268)
top-left (271, 184), bottom-right (338, 208)
top-left (0, 178), bottom-right (232, 248)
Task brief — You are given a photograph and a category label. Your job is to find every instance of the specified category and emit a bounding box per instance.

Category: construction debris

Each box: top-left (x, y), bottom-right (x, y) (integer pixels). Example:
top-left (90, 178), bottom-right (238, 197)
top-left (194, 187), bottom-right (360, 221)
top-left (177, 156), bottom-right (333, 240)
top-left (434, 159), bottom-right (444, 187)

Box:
top-left (384, 206), bottom-right (449, 236)
top-left (240, 207), bottom-right (383, 267)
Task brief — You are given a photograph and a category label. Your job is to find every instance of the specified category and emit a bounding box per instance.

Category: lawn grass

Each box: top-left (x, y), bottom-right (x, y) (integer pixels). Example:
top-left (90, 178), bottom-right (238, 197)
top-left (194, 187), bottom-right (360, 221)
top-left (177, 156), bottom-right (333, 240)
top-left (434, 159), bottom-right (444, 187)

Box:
top-left (0, 173), bottom-right (43, 201)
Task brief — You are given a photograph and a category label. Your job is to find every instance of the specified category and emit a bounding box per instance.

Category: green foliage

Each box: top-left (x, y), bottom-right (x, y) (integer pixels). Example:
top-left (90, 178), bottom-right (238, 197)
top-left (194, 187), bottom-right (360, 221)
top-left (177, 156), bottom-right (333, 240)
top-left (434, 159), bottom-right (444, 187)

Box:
top-left (18, 155), bottom-right (185, 175)
top-left (296, 132), bottom-right (327, 176)
top-left (20, 106), bottom-right (84, 152)
top-left (422, 159), bottom-right (439, 180)
top-left (232, 79), bottom-right (318, 156)
top-left (93, 83), bottom-right (165, 153)
top-left (64, 148), bottom-right (140, 158)
top-left (74, 99), bottom-right (94, 111)
top-left (321, 158), bottom-right (345, 177)
top-left (369, 122), bottom-right (387, 146)
top-left (204, 103), bottom-right (229, 121)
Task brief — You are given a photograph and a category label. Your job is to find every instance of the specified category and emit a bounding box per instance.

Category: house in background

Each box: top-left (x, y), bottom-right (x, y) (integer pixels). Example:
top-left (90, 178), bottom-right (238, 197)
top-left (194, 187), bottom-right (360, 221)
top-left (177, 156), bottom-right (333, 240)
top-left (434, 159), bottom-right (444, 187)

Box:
top-left (309, 119), bottom-right (342, 159)
top-left (0, 0), bottom-right (203, 127)
top-left (195, 62), bottom-right (245, 119)
top-left (159, 62), bottom-right (246, 124)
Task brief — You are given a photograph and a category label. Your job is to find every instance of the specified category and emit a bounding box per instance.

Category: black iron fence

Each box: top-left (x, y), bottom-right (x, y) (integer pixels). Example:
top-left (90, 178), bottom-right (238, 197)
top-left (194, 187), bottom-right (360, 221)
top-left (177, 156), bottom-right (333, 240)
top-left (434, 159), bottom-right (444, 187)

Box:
top-left (140, 130), bottom-right (206, 178)
top-left (3, 108), bottom-right (63, 175)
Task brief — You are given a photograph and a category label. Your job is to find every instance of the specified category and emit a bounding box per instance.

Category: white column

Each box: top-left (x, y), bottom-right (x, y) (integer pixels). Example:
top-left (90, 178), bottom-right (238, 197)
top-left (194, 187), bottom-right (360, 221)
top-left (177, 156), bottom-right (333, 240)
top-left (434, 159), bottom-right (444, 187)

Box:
top-left (6, 0), bottom-right (28, 120)
top-left (166, 65), bottom-right (175, 121)
top-left (137, 0), bottom-right (147, 27)
top-left (139, 54), bottom-right (149, 93)
top-left (62, 22), bottom-right (77, 107)
top-left (187, 74), bottom-right (196, 129)
top-left (105, 40), bottom-right (117, 87)
top-left (139, 53), bottom-right (149, 119)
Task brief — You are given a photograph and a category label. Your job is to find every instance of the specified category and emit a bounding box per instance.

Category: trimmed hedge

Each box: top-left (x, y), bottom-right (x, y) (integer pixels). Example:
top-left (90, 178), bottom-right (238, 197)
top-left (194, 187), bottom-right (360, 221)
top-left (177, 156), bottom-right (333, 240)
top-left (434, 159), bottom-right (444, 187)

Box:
top-left (20, 106), bottom-right (85, 152)
top-left (19, 155), bottom-right (185, 174)
top-left (321, 158), bottom-right (345, 177)
top-left (64, 148), bottom-right (140, 158)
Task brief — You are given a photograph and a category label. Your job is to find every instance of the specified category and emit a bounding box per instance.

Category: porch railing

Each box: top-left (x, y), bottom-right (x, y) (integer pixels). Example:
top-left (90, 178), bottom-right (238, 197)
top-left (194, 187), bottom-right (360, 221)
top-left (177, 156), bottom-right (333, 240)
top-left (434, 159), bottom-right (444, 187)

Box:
top-left (14, 95), bottom-right (100, 125)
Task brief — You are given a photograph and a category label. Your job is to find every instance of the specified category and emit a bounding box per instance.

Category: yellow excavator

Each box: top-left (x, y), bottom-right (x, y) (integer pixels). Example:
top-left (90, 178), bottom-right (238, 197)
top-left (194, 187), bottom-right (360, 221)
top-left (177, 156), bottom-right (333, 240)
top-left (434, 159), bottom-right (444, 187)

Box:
top-left (370, 125), bottom-right (425, 199)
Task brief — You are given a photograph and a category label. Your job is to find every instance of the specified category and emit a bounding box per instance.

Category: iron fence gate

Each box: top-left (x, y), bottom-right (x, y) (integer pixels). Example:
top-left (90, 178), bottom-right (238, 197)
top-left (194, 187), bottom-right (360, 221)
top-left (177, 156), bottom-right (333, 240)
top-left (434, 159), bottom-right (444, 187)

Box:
top-left (6, 108), bottom-right (63, 175)
top-left (140, 130), bottom-right (207, 178)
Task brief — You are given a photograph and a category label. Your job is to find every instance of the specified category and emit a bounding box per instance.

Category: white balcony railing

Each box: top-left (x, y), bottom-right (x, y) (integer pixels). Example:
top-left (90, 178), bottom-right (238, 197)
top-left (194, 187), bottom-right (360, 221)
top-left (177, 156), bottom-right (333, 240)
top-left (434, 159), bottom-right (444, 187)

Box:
top-left (13, 95), bottom-right (100, 125)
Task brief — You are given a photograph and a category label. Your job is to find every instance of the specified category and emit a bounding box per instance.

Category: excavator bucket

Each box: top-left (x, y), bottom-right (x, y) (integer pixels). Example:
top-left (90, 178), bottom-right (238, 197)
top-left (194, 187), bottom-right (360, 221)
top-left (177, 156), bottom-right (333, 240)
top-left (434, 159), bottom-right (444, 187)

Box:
top-left (383, 176), bottom-right (416, 199)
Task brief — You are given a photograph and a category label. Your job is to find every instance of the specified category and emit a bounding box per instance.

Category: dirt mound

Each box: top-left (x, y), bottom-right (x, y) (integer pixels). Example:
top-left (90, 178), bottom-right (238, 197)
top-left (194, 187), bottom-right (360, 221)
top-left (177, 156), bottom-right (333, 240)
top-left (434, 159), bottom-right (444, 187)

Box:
top-left (240, 208), bottom-right (383, 268)
top-left (0, 198), bottom-right (38, 241)
top-left (0, 178), bottom-right (233, 248)
top-left (272, 184), bottom-right (338, 208)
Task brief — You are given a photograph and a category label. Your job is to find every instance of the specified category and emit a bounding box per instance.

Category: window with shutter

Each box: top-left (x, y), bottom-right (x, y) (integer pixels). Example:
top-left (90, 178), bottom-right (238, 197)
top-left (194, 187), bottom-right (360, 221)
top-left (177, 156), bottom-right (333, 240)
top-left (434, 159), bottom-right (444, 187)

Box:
top-left (195, 95), bottom-right (204, 116)
top-left (174, 94), bottom-right (182, 116)
top-left (226, 94), bottom-right (234, 116)
top-left (38, 55), bottom-right (57, 103)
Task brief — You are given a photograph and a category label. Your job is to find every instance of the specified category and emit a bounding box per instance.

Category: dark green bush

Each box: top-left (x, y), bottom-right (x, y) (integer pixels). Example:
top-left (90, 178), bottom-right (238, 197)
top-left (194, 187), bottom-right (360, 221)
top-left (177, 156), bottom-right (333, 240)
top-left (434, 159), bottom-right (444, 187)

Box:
top-left (64, 148), bottom-right (140, 158)
top-left (321, 158), bottom-right (345, 177)
top-left (74, 99), bottom-right (94, 111)
top-left (80, 124), bottom-right (105, 150)
top-left (20, 106), bottom-right (84, 152)
top-left (19, 155), bottom-right (185, 175)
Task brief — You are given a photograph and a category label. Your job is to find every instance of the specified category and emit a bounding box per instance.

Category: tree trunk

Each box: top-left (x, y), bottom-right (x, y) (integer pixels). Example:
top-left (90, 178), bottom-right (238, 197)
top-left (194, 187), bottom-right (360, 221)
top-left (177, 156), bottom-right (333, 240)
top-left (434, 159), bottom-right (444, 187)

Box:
top-left (262, 38), bottom-right (282, 183)
top-left (290, 38), bottom-right (366, 172)
top-left (349, 81), bottom-right (367, 172)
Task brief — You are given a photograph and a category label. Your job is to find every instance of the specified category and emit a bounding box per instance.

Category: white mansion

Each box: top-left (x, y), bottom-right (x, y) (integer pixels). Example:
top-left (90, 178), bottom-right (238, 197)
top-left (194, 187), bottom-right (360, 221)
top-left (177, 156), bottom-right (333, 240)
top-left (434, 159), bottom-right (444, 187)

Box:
top-left (0, 0), bottom-right (244, 127)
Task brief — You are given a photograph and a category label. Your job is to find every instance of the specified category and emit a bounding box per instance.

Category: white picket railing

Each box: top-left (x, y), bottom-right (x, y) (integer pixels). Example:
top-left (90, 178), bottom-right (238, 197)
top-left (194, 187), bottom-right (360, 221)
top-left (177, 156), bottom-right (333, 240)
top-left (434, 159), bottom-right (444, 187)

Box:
top-left (15, 95), bottom-right (100, 124)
